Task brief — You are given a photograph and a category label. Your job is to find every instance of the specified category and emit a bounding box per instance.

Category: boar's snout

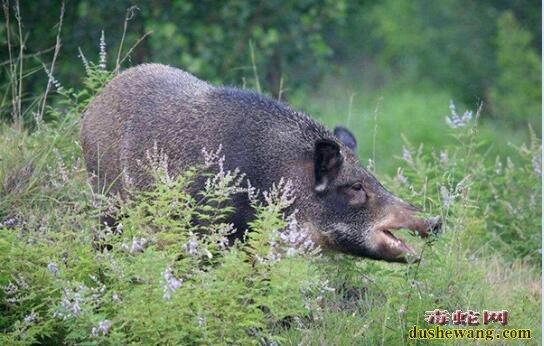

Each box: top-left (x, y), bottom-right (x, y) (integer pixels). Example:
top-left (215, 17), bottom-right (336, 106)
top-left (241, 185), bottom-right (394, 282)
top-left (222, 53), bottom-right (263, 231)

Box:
top-left (370, 202), bottom-right (441, 263)
top-left (426, 216), bottom-right (442, 235)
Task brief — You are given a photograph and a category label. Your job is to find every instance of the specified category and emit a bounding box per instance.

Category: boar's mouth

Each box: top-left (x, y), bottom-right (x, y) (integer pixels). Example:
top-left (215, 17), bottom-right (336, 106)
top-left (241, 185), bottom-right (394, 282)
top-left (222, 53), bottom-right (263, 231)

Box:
top-left (371, 215), bottom-right (440, 263)
top-left (375, 227), bottom-right (419, 259)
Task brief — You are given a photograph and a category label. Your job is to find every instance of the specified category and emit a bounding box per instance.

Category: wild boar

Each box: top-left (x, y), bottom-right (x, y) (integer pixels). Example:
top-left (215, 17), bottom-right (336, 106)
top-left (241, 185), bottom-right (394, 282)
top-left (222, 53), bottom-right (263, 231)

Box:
top-left (81, 64), bottom-right (440, 263)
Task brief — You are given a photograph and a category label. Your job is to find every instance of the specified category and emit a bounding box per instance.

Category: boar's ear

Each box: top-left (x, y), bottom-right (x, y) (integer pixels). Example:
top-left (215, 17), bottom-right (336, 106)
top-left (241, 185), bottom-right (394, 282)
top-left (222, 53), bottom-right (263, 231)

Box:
top-left (333, 126), bottom-right (357, 151)
top-left (314, 139), bottom-right (343, 192)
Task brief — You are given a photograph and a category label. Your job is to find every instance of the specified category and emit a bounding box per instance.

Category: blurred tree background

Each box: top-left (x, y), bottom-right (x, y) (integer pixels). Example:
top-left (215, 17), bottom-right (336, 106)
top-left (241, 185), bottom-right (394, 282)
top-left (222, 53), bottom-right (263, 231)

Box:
top-left (0, 0), bottom-right (541, 131)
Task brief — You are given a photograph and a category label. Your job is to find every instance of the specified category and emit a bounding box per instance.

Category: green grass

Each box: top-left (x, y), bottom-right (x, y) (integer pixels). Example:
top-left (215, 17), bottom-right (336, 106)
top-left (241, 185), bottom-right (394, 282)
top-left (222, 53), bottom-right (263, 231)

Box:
top-left (0, 62), bottom-right (541, 344)
top-left (291, 74), bottom-right (534, 176)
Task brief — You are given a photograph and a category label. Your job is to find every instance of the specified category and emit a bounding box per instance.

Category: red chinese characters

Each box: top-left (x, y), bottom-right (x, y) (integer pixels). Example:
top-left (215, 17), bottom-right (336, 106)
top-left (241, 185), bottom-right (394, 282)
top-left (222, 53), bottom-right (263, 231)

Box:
top-left (424, 309), bottom-right (450, 325)
top-left (451, 310), bottom-right (480, 326)
top-left (483, 310), bottom-right (508, 326)
top-left (425, 309), bottom-right (509, 326)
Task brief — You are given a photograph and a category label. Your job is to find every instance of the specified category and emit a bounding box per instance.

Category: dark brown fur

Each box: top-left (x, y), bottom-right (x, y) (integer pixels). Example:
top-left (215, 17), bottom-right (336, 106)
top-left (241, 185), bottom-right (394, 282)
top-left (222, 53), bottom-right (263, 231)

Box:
top-left (81, 64), bottom-right (440, 262)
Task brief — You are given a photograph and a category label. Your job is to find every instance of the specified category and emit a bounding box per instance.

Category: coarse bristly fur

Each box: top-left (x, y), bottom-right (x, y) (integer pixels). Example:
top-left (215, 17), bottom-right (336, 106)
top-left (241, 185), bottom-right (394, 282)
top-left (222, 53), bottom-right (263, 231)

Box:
top-left (81, 63), bottom-right (440, 263)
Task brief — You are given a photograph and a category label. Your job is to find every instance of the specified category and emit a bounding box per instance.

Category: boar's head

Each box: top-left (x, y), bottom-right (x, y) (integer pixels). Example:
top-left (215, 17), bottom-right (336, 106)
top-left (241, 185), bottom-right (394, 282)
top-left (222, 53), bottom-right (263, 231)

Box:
top-left (301, 128), bottom-right (441, 263)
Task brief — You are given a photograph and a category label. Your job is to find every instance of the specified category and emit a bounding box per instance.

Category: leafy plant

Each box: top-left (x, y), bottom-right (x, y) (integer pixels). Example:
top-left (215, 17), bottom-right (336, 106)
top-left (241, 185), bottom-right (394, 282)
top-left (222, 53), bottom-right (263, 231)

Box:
top-left (490, 11), bottom-right (541, 126)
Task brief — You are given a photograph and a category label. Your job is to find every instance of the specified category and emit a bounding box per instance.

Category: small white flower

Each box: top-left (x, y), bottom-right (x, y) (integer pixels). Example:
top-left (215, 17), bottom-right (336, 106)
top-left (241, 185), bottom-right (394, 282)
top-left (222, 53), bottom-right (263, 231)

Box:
top-left (186, 235), bottom-right (199, 256)
top-left (99, 30), bottom-right (107, 70)
top-left (246, 180), bottom-right (259, 203)
top-left (440, 186), bottom-right (453, 208)
top-left (202, 145), bottom-right (223, 168)
top-left (60, 293), bottom-right (82, 318)
top-left (278, 213), bottom-right (317, 257)
top-left (439, 150), bottom-right (448, 164)
top-left (367, 158), bottom-right (374, 171)
top-left (445, 101), bottom-right (472, 128)
top-left (2, 274), bottom-right (29, 304)
top-left (402, 146), bottom-right (413, 164)
top-left (161, 266), bottom-right (182, 300)
top-left (112, 293), bottom-right (122, 303)
top-left (47, 262), bottom-right (59, 276)
top-left (530, 193), bottom-right (536, 208)
top-left (130, 237), bottom-right (147, 253)
top-left (395, 168), bottom-right (408, 184)
top-left (55, 281), bottom-right (105, 320)
top-left (145, 142), bottom-right (173, 185)
top-left (263, 178), bottom-right (296, 211)
top-left (495, 157), bottom-right (503, 175)
top-left (532, 154), bottom-right (541, 177)
top-left (197, 311), bottom-right (205, 327)
top-left (319, 280), bottom-right (335, 293)
top-left (24, 311), bottom-right (37, 324)
top-left (91, 319), bottom-right (112, 337)
top-left (41, 64), bottom-right (64, 92)
top-left (3, 281), bottom-right (19, 296)
top-left (1, 217), bottom-right (18, 228)
top-left (78, 47), bottom-right (91, 75)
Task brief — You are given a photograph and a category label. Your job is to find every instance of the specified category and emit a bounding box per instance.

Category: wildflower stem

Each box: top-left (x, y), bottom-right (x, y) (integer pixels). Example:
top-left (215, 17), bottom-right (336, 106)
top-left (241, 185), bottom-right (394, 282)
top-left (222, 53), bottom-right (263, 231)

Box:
top-left (38, 1), bottom-right (65, 128)
top-left (115, 6), bottom-right (139, 74)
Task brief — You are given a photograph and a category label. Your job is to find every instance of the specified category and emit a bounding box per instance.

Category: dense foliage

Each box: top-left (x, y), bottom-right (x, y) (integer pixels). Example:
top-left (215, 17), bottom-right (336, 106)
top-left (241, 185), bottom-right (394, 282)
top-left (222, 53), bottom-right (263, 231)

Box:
top-left (0, 48), bottom-right (541, 344)
top-left (0, 0), bottom-right (541, 126)
top-left (351, 0), bottom-right (541, 123)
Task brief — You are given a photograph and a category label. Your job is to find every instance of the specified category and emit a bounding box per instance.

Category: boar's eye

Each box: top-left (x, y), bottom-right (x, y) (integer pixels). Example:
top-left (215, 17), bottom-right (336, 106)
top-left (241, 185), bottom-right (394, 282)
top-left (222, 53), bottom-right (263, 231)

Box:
top-left (351, 183), bottom-right (364, 191)
top-left (347, 183), bottom-right (367, 206)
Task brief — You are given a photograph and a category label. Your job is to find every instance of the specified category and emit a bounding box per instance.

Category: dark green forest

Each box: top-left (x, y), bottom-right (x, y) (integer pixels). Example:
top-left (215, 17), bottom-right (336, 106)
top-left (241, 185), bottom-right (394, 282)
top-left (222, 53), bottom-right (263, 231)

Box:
top-left (1, 0), bottom-right (541, 128)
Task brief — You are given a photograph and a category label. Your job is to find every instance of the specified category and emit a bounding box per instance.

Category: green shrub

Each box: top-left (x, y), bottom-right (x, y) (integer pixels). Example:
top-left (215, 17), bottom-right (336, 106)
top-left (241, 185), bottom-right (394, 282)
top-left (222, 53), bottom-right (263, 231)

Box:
top-left (0, 139), bottom-right (330, 344)
top-left (1, 0), bottom-right (348, 112)
top-left (384, 102), bottom-right (541, 263)
top-left (490, 11), bottom-right (541, 127)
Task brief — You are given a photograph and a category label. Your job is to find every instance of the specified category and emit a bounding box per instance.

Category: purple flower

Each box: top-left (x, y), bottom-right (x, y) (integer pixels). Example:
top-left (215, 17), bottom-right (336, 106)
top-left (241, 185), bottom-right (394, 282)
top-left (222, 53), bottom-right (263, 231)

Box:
top-left (161, 266), bottom-right (182, 300)
top-left (445, 101), bottom-right (473, 128)
top-left (91, 319), bottom-right (112, 337)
